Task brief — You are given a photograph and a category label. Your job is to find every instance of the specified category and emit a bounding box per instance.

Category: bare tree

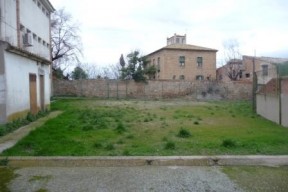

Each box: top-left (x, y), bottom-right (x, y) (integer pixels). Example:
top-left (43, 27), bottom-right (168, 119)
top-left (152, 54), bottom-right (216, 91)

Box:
top-left (51, 8), bottom-right (82, 71)
top-left (223, 39), bottom-right (243, 81)
top-left (81, 63), bottom-right (121, 80)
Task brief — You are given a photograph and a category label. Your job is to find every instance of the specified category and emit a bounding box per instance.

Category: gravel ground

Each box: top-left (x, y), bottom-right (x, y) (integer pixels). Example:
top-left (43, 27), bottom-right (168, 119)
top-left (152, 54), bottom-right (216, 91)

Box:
top-left (9, 166), bottom-right (243, 192)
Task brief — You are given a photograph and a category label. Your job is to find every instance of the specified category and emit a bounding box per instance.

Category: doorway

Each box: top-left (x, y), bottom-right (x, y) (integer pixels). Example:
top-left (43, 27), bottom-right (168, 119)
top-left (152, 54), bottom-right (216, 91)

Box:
top-left (39, 75), bottom-right (45, 111)
top-left (29, 74), bottom-right (37, 114)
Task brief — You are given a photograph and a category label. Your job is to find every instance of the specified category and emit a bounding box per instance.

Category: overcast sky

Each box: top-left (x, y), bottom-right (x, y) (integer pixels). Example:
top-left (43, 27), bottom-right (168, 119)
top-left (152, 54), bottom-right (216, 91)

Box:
top-left (49, 0), bottom-right (288, 68)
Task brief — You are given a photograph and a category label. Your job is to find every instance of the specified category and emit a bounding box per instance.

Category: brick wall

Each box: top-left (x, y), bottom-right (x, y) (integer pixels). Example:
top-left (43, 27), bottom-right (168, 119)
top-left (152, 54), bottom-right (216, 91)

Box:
top-left (53, 79), bottom-right (252, 100)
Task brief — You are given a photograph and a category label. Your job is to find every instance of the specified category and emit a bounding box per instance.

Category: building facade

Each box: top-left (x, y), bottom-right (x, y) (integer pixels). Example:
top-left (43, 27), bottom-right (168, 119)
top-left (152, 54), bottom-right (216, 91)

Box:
top-left (217, 55), bottom-right (288, 83)
top-left (146, 34), bottom-right (217, 81)
top-left (0, 0), bottom-right (54, 123)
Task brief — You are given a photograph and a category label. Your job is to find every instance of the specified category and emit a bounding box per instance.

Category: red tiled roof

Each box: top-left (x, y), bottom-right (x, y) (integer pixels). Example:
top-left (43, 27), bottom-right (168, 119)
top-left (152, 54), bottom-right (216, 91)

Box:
top-left (147, 44), bottom-right (217, 56)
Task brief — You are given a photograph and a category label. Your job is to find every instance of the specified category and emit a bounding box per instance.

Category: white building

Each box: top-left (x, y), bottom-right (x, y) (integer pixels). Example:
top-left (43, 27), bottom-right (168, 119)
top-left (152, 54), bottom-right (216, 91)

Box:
top-left (0, 0), bottom-right (54, 123)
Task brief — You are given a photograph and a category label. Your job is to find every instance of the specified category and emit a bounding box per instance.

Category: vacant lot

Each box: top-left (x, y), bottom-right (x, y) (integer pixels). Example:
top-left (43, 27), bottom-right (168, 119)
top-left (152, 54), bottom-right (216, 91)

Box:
top-left (2, 98), bottom-right (288, 156)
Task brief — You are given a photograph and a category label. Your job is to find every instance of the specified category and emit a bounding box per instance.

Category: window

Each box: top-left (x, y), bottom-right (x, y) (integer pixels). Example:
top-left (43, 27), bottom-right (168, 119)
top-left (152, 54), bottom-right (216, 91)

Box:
top-left (218, 75), bottom-right (223, 80)
top-left (176, 38), bottom-right (180, 43)
top-left (239, 70), bottom-right (243, 78)
top-left (172, 75), bottom-right (176, 80)
top-left (179, 56), bottom-right (185, 67)
top-left (262, 65), bottom-right (268, 76)
top-left (153, 59), bottom-right (155, 65)
top-left (179, 75), bottom-right (185, 80)
top-left (20, 24), bottom-right (25, 31)
top-left (157, 57), bottom-right (160, 65)
top-left (245, 73), bottom-right (250, 78)
top-left (196, 75), bottom-right (204, 80)
top-left (197, 57), bottom-right (203, 68)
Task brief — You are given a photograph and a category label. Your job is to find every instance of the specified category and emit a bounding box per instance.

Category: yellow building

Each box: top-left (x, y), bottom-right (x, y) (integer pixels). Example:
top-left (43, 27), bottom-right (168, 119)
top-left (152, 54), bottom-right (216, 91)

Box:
top-left (146, 34), bottom-right (217, 81)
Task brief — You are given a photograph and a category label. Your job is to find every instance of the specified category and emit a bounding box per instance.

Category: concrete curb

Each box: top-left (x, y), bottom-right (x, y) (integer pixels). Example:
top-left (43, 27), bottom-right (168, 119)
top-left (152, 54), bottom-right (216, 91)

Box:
top-left (1, 156), bottom-right (288, 167)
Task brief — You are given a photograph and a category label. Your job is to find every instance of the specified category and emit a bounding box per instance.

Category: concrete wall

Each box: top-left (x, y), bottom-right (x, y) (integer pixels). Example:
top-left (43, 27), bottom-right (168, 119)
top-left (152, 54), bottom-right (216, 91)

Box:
top-left (0, 0), bottom-right (18, 45)
top-left (256, 94), bottom-right (280, 124)
top-left (53, 79), bottom-right (252, 101)
top-left (256, 78), bottom-right (288, 127)
top-left (0, 0), bottom-right (51, 59)
top-left (5, 51), bottom-right (50, 115)
top-left (281, 78), bottom-right (288, 127)
top-left (19, 0), bottom-right (51, 59)
top-left (20, 0), bottom-right (50, 41)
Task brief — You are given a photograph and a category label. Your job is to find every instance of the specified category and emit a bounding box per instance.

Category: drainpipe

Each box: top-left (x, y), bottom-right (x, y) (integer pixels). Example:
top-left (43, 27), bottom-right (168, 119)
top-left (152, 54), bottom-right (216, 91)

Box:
top-left (49, 11), bottom-right (53, 98)
top-left (16, 0), bottom-right (20, 47)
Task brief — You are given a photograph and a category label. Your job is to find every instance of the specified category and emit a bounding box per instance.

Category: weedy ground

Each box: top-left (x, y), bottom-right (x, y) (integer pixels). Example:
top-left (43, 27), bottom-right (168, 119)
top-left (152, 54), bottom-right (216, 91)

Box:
top-left (2, 98), bottom-right (288, 156)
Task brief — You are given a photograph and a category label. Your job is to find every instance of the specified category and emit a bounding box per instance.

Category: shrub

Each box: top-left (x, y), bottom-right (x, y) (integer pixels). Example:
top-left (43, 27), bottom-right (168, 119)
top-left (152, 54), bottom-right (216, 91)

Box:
top-left (162, 137), bottom-right (168, 141)
top-left (93, 142), bottom-right (102, 148)
top-left (105, 143), bottom-right (115, 150)
top-left (177, 128), bottom-right (191, 138)
top-left (0, 157), bottom-right (9, 166)
top-left (115, 122), bottom-right (126, 134)
top-left (117, 139), bottom-right (124, 144)
top-left (165, 141), bottom-right (176, 150)
top-left (82, 125), bottom-right (93, 131)
top-left (123, 150), bottom-right (131, 155)
top-left (194, 121), bottom-right (199, 125)
top-left (26, 112), bottom-right (37, 122)
top-left (126, 134), bottom-right (134, 139)
top-left (222, 139), bottom-right (236, 148)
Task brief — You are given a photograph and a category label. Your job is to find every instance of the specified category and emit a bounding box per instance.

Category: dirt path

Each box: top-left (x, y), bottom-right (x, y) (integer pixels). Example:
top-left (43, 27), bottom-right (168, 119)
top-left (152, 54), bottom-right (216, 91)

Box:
top-left (0, 111), bottom-right (62, 153)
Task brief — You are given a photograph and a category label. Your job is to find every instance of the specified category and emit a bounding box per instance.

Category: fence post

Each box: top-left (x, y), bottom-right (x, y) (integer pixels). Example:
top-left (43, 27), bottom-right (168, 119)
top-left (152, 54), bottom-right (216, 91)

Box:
top-left (161, 81), bottom-right (163, 99)
top-left (179, 81), bottom-right (181, 96)
top-left (116, 80), bottom-right (119, 99)
top-left (144, 82), bottom-right (146, 100)
top-left (107, 80), bottom-right (110, 99)
top-left (126, 80), bottom-right (128, 99)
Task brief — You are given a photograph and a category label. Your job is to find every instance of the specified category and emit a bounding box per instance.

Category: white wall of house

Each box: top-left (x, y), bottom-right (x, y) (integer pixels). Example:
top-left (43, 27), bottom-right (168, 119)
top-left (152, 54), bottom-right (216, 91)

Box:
top-left (4, 51), bottom-right (51, 117)
top-left (0, 74), bottom-right (6, 123)
top-left (256, 94), bottom-right (280, 125)
top-left (20, 0), bottom-right (50, 42)
top-left (0, 0), bottom-right (18, 45)
top-left (19, 0), bottom-right (51, 60)
top-left (0, 0), bottom-right (53, 123)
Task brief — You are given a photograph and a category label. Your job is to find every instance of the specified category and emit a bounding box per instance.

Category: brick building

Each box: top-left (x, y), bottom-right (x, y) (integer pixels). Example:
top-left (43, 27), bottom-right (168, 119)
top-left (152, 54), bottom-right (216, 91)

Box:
top-left (217, 55), bottom-right (288, 83)
top-left (146, 34), bottom-right (217, 81)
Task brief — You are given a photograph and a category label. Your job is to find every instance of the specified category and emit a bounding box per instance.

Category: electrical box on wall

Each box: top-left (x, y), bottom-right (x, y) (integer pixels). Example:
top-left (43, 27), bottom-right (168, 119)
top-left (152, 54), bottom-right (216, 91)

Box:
top-left (23, 33), bottom-right (33, 46)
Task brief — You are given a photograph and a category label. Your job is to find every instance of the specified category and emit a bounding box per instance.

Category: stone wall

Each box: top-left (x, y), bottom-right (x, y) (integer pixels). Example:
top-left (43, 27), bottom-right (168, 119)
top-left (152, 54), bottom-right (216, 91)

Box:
top-left (53, 79), bottom-right (252, 100)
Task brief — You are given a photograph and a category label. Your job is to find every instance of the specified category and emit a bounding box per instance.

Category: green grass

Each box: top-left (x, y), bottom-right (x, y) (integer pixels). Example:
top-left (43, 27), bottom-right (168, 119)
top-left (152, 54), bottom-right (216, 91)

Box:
top-left (0, 167), bottom-right (17, 192)
top-left (0, 110), bottom-right (50, 137)
top-left (2, 98), bottom-right (288, 156)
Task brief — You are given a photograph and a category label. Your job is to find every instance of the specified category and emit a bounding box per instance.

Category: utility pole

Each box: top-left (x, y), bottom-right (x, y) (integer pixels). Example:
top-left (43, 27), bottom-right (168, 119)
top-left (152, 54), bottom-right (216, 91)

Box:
top-left (252, 51), bottom-right (257, 113)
